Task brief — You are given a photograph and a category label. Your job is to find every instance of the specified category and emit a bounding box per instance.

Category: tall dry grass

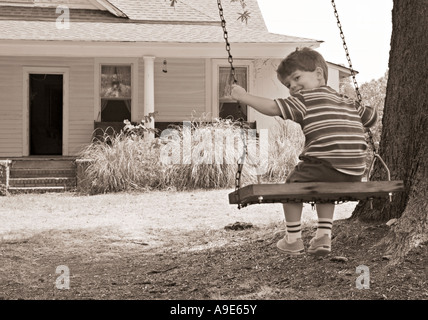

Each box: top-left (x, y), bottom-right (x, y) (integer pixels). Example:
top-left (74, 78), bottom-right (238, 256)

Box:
top-left (263, 118), bottom-right (304, 182)
top-left (161, 117), bottom-right (262, 190)
top-left (78, 117), bottom-right (304, 194)
top-left (79, 129), bottom-right (165, 193)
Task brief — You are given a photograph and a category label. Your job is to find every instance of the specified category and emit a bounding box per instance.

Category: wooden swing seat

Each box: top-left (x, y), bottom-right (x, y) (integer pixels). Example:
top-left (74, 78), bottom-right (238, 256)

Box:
top-left (229, 181), bottom-right (405, 207)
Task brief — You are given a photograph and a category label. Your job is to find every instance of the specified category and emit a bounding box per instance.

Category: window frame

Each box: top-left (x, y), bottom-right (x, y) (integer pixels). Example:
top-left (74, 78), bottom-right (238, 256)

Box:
top-left (94, 58), bottom-right (138, 122)
top-left (211, 59), bottom-right (254, 122)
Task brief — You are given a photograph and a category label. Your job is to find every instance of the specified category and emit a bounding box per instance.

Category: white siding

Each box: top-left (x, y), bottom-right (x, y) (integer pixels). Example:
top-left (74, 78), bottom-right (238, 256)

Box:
top-left (0, 59), bottom-right (22, 156)
top-left (0, 56), bottom-right (94, 157)
top-left (151, 58), bottom-right (206, 122)
top-left (67, 58), bottom-right (94, 155)
top-left (327, 67), bottom-right (340, 91)
top-left (0, 56), bottom-right (208, 157)
top-left (252, 58), bottom-right (290, 132)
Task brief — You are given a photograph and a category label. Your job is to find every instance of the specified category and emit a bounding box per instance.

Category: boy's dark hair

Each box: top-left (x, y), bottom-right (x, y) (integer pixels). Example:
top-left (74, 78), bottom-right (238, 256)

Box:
top-left (276, 47), bottom-right (328, 84)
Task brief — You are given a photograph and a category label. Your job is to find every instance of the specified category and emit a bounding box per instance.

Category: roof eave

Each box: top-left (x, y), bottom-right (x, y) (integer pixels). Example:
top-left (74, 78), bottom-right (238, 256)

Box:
top-left (0, 39), bottom-right (322, 59)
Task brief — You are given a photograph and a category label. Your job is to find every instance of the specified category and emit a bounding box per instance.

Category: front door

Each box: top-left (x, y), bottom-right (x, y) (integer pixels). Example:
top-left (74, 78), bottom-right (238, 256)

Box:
top-left (29, 74), bottom-right (63, 155)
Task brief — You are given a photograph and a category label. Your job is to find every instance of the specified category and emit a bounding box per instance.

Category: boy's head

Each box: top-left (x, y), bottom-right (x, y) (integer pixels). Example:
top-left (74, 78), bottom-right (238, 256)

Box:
top-left (276, 47), bottom-right (328, 94)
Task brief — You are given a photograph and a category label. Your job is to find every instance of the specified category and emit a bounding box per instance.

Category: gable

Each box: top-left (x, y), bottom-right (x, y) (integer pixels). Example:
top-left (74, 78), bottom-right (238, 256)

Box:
top-left (106, 0), bottom-right (268, 30)
top-left (107, 0), bottom-right (218, 24)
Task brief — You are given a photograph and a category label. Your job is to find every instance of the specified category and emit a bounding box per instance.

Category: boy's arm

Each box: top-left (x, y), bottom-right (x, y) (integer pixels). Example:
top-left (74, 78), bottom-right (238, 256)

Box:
top-left (357, 103), bottom-right (378, 128)
top-left (231, 84), bottom-right (281, 116)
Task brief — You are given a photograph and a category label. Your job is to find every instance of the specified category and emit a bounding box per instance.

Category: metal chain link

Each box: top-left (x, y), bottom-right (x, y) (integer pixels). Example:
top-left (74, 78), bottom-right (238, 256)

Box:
top-left (331, 0), bottom-right (379, 154)
top-left (330, 0), bottom-right (395, 188)
top-left (217, 0), bottom-right (247, 208)
top-left (217, 0), bottom-right (237, 84)
top-left (331, 0), bottom-right (362, 104)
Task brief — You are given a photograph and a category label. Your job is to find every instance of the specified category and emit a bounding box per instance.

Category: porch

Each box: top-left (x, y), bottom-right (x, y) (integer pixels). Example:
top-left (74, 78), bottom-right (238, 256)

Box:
top-left (0, 156), bottom-right (78, 195)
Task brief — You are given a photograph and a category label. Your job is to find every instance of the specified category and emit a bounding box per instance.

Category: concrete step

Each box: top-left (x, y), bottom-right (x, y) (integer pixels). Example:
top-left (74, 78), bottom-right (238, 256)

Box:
top-left (7, 186), bottom-right (69, 194)
top-left (9, 177), bottom-right (77, 188)
top-left (10, 168), bottom-right (76, 178)
top-left (10, 159), bottom-right (76, 170)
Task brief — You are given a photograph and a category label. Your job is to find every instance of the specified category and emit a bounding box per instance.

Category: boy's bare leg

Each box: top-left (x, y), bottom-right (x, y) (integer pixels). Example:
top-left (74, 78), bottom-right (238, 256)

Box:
top-left (282, 203), bottom-right (303, 242)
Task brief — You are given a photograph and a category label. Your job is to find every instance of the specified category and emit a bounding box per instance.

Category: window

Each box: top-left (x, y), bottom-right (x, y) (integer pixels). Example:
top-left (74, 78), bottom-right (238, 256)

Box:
top-left (218, 66), bottom-right (248, 121)
top-left (100, 65), bottom-right (132, 122)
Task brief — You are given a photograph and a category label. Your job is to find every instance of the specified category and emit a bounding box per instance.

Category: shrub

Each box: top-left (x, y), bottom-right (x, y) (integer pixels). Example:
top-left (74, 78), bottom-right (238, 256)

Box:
top-left (160, 116), bottom-right (261, 190)
top-left (79, 128), bottom-right (164, 194)
top-left (157, 115), bottom-right (304, 189)
top-left (263, 118), bottom-right (304, 182)
top-left (78, 115), bottom-right (304, 194)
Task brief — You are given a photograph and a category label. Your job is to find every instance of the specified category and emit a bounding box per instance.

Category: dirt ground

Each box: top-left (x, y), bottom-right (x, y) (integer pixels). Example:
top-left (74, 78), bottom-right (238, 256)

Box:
top-left (0, 190), bottom-right (427, 301)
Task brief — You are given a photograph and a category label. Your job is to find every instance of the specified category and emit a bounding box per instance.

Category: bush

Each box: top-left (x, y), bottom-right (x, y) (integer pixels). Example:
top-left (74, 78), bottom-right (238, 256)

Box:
top-left (78, 116), bottom-right (304, 194)
top-left (263, 118), bottom-right (304, 182)
top-left (79, 128), bottom-right (164, 194)
top-left (160, 116), bottom-right (262, 190)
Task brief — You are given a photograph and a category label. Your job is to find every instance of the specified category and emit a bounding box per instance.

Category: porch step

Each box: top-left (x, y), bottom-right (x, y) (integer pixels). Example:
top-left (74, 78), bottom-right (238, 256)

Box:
top-left (7, 158), bottom-right (77, 194)
top-left (10, 159), bottom-right (75, 170)
top-left (10, 168), bottom-right (76, 178)
top-left (8, 186), bottom-right (67, 194)
top-left (9, 177), bottom-right (76, 188)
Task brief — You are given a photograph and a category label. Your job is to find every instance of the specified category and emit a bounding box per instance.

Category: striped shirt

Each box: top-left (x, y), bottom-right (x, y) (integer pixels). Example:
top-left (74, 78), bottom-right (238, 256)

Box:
top-left (275, 86), bottom-right (378, 176)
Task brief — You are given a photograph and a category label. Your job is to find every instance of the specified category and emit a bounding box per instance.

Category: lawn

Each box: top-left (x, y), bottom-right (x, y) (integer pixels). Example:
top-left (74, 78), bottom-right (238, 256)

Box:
top-left (0, 190), bottom-right (354, 247)
top-left (0, 190), bottom-right (426, 301)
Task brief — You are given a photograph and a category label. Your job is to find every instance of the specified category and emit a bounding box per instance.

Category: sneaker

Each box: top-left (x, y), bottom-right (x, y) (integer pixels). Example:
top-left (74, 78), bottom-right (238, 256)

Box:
top-left (276, 237), bottom-right (305, 256)
top-left (308, 235), bottom-right (331, 256)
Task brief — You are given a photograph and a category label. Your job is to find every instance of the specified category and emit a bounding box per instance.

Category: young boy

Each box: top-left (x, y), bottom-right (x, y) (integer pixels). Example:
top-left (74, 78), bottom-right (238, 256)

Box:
top-left (231, 47), bottom-right (377, 256)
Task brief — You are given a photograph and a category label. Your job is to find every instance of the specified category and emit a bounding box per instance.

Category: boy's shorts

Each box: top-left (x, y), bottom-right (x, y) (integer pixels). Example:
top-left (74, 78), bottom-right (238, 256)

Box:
top-left (286, 156), bottom-right (363, 183)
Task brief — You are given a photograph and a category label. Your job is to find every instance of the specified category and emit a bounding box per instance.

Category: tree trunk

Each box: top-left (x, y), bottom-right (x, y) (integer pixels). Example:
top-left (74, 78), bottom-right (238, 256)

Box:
top-left (351, 0), bottom-right (428, 263)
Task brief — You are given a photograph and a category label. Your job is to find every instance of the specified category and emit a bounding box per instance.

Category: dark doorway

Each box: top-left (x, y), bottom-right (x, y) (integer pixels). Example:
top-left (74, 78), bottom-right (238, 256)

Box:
top-left (29, 74), bottom-right (63, 155)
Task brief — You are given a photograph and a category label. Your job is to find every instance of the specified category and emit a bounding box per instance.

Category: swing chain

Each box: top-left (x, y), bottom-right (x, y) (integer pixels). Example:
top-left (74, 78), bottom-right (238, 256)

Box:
top-left (366, 126), bottom-right (378, 154)
top-left (217, 0), bottom-right (247, 208)
top-left (332, 0), bottom-right (391, 186)
top-left (331, 0), bottom-right (362, 105)
top-left (234, 116), bottom-right (248, 210)
top-left (217, 0), bottom-right (237, 84)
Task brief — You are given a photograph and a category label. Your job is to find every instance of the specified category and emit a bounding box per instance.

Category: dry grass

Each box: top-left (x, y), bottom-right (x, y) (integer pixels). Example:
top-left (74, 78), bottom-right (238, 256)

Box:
top-left (0, 190), bottom-right (356, 247)
top-left (77, 117), bottom-right (305, 194)
top-left (0, 190), bottom-right (356, 301)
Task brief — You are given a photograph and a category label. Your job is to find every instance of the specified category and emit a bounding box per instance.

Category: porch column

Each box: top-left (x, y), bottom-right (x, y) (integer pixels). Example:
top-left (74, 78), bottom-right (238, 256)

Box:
top-left (143, 56), bottom-right (155, 140)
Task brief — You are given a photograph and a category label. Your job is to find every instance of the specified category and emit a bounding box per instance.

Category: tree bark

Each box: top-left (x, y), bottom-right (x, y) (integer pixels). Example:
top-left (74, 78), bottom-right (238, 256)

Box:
top-left (351, 0), bottom-right (428, 263)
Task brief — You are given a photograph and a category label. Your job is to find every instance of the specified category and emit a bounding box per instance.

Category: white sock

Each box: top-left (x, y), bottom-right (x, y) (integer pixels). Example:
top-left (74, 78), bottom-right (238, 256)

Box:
top-left (286, 221), bottom-right (302, 242)
top-left (316, 218), bottom-right (333, 238)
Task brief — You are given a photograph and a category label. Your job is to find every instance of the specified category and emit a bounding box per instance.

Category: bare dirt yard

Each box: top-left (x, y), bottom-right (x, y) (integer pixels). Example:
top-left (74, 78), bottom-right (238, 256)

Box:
top-left (0, 189), bottom-right (427, 303)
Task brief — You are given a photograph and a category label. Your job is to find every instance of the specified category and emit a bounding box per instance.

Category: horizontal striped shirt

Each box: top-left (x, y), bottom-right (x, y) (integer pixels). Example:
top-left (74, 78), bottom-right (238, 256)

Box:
top-left (275, 86), bottom-right (378, 176)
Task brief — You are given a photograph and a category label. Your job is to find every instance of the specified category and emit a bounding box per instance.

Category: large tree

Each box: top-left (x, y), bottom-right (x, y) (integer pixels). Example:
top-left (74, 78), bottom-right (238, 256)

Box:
top-left (351, 0), bottom-right (428, 264)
